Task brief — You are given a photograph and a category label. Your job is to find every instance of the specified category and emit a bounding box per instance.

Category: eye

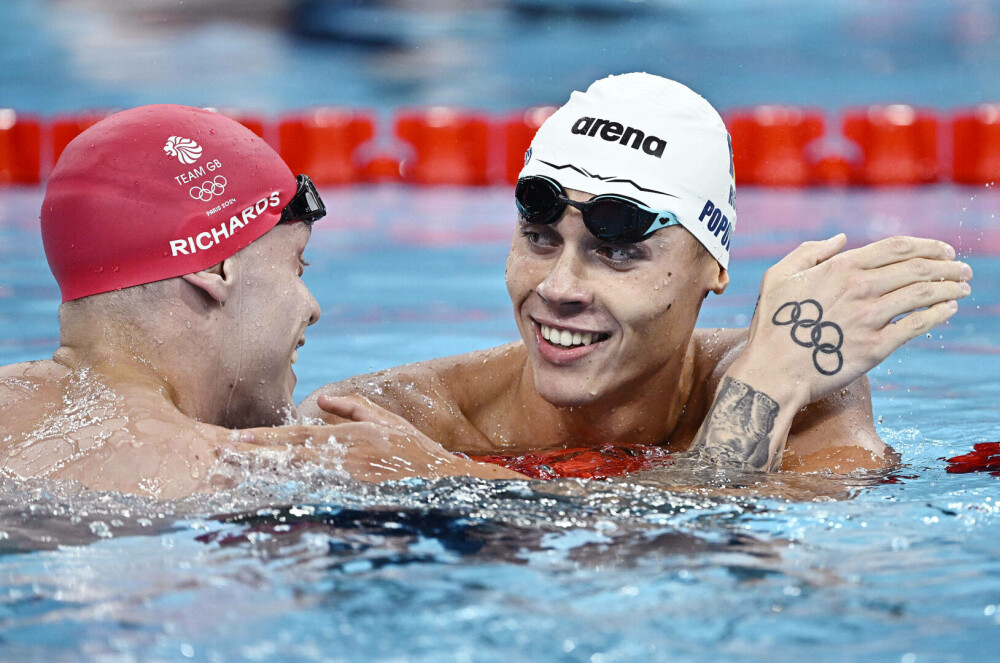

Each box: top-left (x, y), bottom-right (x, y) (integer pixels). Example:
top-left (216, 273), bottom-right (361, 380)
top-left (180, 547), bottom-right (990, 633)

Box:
top-left (520, 225), bottom-right (559, 250)
top-left (298, 255), bottom-right (310, 276)
top-left (595, 242), bottom-right (646, 267)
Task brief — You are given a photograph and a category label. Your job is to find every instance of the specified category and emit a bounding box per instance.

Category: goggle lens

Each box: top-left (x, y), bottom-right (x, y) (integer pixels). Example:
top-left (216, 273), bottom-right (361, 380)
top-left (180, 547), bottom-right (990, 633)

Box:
top-left (514, 176), bottom-right (671, 243)
top-left (280, 174), bottom-right (326, 226)
top-left (585, 197), bottom-right (657, 243)
top-left (515, 176), bottom-right (561, 225)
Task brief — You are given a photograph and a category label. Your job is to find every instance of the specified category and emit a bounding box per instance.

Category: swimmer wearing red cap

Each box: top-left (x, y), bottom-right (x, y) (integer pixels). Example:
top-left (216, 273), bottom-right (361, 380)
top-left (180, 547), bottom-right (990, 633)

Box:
top-left (303, 74), bottom-right (974, 479)
top-left (0, 104), bottom-right (519, 498)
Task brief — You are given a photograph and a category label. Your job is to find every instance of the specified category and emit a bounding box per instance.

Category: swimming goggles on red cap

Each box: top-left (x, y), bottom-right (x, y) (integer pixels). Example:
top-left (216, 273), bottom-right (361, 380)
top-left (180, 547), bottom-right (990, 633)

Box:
top-left (280, 174), bottom-right (326, 226)
top-left (515, 175), bottom-right (680, 244)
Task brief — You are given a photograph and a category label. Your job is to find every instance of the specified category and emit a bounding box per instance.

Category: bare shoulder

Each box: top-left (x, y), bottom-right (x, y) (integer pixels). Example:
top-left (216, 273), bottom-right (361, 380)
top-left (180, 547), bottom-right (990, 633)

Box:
top-left (692, 327), bottom-right (749, 387)
top-left (1, 362), bottom-right (223, 498)
top-left (0, 360), bottom-right (71, 426)
top-left (689, 328), bottom-right (892, 473)
top-left (301, 343), bottom-right (526, 451)
top-left (0, 359), bottom-right (70, 383)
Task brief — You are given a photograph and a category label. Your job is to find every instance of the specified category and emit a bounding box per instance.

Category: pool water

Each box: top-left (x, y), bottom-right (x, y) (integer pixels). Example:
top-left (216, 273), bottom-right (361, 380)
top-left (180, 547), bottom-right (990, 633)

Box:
top-left (1, 184), bottom-right (1000, 662)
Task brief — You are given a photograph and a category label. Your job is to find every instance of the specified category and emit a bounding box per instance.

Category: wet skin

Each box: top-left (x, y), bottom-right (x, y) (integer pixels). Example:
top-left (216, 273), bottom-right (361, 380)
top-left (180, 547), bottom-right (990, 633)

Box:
top-left (0, 224), bottom-right (520, 498)
top-left (302, 188), bottom-right (957, 474)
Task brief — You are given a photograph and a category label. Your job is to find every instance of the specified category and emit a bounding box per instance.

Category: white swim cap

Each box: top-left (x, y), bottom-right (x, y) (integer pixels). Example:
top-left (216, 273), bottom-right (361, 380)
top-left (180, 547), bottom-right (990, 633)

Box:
top-left (519, 73), bottom-right (736, 268)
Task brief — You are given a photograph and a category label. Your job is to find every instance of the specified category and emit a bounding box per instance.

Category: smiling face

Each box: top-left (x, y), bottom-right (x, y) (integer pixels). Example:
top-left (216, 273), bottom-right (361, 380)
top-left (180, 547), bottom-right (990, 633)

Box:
top-left (218, 222), bottom-right (321, 427)
top-left (505, 187), bottom-right (727, 409)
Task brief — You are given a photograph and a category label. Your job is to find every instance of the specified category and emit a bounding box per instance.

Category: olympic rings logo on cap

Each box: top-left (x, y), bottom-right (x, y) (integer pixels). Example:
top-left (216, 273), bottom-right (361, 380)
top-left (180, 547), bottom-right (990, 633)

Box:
top-left (190, 175), bottom-right (228, 202)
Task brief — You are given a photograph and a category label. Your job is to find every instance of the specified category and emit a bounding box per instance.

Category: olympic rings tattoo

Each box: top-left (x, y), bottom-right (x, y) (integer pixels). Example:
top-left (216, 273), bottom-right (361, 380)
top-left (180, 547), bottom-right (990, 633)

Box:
top-left (771, 299), bottom-right (844, 376)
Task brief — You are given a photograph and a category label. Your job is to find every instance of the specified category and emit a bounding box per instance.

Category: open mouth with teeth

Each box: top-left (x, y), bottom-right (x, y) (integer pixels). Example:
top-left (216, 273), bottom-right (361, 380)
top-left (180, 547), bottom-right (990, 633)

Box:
top-left (540, 324), bottom-right (610, 349)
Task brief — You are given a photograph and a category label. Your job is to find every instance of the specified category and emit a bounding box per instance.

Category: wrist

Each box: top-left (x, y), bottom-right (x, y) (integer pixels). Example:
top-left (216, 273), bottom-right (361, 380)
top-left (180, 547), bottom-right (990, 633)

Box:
top-left (725, 352), bottom-right (811, 412)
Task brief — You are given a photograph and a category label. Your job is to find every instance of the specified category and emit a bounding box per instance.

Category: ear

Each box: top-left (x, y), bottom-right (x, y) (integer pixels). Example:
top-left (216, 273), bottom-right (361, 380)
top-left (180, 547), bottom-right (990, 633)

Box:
top-left (711, 266), bottom-right (730, 295)
top-left (181, 257), bottom-right (237, 304)
top-left (701, 261), bottom-right (729, 299)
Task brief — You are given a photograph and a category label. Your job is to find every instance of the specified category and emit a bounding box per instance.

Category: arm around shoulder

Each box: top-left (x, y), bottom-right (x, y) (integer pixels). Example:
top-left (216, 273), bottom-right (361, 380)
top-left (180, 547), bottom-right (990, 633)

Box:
top-left (299, 345), bottom-right (524, 452)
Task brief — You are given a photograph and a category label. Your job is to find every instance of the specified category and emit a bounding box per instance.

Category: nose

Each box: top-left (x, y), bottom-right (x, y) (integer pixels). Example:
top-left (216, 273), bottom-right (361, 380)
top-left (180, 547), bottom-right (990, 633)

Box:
top-left (535, 246), bottom-right (594, 311)
top-left (304, 286), bottom-right (321, 326)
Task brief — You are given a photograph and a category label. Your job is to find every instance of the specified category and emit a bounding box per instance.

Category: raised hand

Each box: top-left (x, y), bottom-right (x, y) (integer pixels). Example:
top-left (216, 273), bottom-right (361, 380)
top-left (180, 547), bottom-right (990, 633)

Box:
top-left (690, 234), bottom-right (971, 471)
top-left (741, 233), bottom-right (970, 405)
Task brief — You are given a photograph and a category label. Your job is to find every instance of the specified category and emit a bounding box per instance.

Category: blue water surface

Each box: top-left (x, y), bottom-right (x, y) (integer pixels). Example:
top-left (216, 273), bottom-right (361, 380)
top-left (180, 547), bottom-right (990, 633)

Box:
top-left (1, 183), bottom-right (999, 663)
top-left (3, 1), bottom-right (1000, 661)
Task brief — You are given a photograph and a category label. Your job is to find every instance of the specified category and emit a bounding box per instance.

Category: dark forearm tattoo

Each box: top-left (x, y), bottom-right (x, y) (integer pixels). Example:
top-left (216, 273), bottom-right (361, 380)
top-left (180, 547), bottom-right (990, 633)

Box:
top-left (771, 299), bottom-right (844, 376)
top-left (688, 377), bottom-right (780, 471)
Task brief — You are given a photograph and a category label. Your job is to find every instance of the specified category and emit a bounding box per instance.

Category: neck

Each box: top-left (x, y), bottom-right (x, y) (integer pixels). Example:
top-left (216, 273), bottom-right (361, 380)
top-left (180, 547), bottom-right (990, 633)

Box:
top-left (509, 338), bottom-right (697, 451)
top-left (53, 307), bottom-right (230, 427)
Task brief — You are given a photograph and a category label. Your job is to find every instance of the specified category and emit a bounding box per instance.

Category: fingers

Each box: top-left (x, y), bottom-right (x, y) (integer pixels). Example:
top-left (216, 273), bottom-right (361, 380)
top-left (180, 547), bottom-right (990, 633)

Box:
top-left (844, 236), bottom-right (955, 270)
top-left (779, 234), bottom-right (848, 274)
top-left (317, 394), bottom-right (410, 429)
top-left (871, 279), bottom-right (971, 328)
top-left (858, 258), bottom-right (972, 298)
top-left (876, 300), bottom-right (959, 355)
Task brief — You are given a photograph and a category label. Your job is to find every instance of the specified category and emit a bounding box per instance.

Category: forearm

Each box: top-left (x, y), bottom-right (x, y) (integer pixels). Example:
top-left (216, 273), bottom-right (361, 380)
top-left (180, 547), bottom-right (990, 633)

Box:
top-left (686, 374), bottom-right (799, 472)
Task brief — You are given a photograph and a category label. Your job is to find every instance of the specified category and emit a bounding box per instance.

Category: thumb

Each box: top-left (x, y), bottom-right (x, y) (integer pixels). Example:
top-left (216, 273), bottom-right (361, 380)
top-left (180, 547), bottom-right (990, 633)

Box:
top-left (318, 394), bottom-right (410, 429)
top-left (780, 233), bottom-right (847, 274)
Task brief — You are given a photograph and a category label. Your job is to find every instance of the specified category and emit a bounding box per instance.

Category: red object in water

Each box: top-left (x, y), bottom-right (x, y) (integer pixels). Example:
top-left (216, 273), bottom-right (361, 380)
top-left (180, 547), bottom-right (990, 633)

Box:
top-left (726, 106), bottom-right (825, 187)
top-left (395, 108), bottom-right (490, 186)
top-left (843, 105), bottom-right (940, 185)
top-left (945, 442), bottom-right (1000, 477)
top-left (501, 106), bottom-right (557, 184)
top-left (0, 110), bottom-right (42, 184)
top-left (279, 109), bottom-right (375, 185)
top-left (51, 110), bottom-right (115, 165)
top-left (952, 104), bottom-right (1000, 185)
top-left (811, 154), bottom-right (855, 186)
top-left (360, 153), bottom-right (403, 183)
top-left (468, 443), bottom-right (671, 480)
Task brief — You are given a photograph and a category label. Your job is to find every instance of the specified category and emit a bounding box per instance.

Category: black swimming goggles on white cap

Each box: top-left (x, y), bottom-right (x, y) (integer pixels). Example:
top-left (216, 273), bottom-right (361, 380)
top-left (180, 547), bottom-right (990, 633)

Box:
top-left (280, 174), bottom-right (326, 226)
top-left (515, 175), bottom-right (680, 244)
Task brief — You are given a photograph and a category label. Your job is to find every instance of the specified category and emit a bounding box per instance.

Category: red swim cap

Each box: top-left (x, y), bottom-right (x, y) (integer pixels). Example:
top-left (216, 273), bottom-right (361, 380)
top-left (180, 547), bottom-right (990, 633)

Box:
top-left (41, 104), bottom-right (296, 302)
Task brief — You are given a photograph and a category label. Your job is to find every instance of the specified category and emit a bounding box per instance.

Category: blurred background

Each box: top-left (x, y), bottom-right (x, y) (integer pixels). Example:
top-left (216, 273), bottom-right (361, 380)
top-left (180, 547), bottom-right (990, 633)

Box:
top-left (3, 0), bottom-right (1000, 115)
top-left (4, 0), bottom-right (1000, 382)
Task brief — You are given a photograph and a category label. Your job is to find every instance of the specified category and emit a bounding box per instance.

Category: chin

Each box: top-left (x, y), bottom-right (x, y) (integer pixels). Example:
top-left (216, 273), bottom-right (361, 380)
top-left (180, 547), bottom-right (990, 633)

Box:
top-left (533, 374), bottom-right (604, 409)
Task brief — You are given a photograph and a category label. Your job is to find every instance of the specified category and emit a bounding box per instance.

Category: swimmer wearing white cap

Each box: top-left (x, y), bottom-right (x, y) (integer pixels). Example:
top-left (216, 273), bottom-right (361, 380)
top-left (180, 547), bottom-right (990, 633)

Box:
top-left (304, 73), bottom-right (973, 476)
